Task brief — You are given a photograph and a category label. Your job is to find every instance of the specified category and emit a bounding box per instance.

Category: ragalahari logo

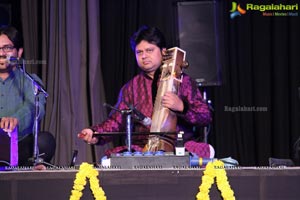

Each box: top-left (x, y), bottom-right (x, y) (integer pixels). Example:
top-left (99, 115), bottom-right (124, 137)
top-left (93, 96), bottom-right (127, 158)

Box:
top-left (230, 2), bottom-right (247, 19)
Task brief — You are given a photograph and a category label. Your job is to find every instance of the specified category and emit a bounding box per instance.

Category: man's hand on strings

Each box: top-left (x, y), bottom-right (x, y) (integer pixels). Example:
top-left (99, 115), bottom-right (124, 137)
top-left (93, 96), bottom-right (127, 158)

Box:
top-left (161, 91), bottom-right (184, 112)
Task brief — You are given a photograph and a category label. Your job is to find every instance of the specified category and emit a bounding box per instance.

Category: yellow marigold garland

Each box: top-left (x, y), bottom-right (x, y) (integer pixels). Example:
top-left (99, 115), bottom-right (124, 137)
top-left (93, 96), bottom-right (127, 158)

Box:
top-left (196, 160), bottom-right (235, 200)
top-left (70, 162), bottom-right (106, 200)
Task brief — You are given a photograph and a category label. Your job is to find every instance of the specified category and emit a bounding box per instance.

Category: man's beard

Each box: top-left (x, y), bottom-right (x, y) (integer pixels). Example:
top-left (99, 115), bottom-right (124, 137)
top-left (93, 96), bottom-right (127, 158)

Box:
top-left (0, 68), bottom-right (12, 73)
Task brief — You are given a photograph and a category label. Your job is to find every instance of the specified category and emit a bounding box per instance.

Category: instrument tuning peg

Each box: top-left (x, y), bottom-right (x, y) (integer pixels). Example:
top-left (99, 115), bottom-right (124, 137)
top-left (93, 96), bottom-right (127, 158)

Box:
top-left (181, 61), bottom-right (189, 69)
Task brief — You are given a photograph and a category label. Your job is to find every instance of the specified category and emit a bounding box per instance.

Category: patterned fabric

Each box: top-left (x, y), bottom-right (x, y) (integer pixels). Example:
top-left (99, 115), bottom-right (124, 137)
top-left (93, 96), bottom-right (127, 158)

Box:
top-left (92, 71), bottom-right (212, 147)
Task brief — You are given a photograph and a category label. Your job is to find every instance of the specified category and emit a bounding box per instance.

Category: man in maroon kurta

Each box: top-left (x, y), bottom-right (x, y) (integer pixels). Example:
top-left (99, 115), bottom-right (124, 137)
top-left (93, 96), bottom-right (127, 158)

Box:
top-left (78, 26), bottom-right (212, 155)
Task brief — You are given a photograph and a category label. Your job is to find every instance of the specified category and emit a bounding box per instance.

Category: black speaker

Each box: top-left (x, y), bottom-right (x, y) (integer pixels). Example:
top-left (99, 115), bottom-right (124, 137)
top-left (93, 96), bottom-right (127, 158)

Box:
top-left (0, 4), bottom-right (11, 26)
top-left (177, 1), bottom-right (222, 86)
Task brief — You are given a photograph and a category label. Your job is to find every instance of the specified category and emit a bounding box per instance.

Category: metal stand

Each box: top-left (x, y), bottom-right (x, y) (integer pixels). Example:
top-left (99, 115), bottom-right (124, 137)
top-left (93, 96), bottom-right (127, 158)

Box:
top-left (125, 112), bottom-right (133, 152)
top-left (202, 89), bottom-right (213, 143)
top-left (104, 103), bottom-right (133, 152)
top-left (17, 60), bottom-right (54, 167)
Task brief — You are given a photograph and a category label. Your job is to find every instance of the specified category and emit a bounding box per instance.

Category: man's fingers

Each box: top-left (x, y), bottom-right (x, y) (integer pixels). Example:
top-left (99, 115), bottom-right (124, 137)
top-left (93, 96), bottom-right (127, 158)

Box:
top-left (0, 117), bottom-right (18, 131)
top-left (78, 132), bottom-right (86, 138)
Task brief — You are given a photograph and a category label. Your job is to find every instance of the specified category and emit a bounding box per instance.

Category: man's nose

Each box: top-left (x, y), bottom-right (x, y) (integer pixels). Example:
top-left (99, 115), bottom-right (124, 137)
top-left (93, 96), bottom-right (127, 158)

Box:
top-left (0, 48), bottom-right (7, 55)
top-left (0, 50), bottom-right (6, 57)
top-left (141, 52), bottom-right (148, 58)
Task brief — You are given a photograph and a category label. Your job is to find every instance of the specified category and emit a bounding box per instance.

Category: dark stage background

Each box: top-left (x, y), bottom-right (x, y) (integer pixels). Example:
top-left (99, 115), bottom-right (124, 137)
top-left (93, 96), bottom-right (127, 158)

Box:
top-left (1, 0), bottom-right (299, 166)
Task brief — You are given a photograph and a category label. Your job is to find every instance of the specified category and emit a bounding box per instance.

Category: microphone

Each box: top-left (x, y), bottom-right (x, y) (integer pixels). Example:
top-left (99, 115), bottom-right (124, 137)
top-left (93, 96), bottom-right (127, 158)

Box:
top-left (103, 102), bottom-right (151, 125)
top-left (70, 150), bottom-right (78, 167)
top-left (190, 156), bottom-right (239, 167)
top-left (128, 104), bottom-right (152, 126)
top-left (6, 56), bottom-right (23, 66)
top-left (190, 156), bottom-right (216, 167)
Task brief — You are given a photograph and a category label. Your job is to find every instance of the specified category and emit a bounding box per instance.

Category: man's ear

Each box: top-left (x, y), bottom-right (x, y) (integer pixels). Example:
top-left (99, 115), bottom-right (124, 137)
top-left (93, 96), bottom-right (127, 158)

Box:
top-left (17, 48), bottom-right (23, 58)
top-left (162, 48), bottom-right (167, 55)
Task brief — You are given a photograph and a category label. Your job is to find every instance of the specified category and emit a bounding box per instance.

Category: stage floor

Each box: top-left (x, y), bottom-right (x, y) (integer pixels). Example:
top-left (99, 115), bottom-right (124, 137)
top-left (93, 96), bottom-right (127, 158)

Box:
top-left (1, 166), bottom-right (300, 200)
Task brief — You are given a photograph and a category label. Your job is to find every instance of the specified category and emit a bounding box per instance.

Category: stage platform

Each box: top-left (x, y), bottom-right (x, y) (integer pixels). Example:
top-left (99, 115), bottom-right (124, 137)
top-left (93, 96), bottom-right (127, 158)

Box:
top-left (1, 166), bottom-right (300, 200)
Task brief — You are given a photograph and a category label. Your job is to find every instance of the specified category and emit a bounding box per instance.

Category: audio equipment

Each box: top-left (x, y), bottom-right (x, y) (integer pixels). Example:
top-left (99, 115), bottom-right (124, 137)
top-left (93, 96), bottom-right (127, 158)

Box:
top-left (177, 1), bottom-right (222, 86)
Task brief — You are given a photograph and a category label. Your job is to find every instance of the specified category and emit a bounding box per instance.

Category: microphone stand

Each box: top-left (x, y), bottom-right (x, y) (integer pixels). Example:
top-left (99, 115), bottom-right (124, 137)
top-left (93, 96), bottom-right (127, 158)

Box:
top-left (199, 86), bottom-right (214, 143)
top-left (104, 103), bottom-right (133, 152)
top-left (103, 103), bottom-right (132, 152)
top-left (17, 60), bottom-right (55, 168)
top-left (125, 110), bottom-right (133, 153)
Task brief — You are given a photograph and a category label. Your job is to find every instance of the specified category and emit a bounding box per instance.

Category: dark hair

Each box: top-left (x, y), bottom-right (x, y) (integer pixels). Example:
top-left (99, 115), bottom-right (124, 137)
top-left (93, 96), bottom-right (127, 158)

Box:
top-left (130, 25), bottom-right (166, 51)
top-left (0, 25), bottom-right (23, 49)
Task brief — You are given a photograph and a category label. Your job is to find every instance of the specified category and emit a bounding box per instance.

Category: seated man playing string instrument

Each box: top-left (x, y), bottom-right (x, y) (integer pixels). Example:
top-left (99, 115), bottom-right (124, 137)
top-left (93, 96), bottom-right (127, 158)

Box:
top-left (78, 25), bottom-right (212, 157)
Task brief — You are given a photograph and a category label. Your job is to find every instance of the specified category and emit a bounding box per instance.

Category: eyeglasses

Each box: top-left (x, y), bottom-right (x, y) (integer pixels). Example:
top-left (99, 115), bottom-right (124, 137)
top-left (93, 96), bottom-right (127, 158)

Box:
top-left (0, 45), bottom-right (15, 53)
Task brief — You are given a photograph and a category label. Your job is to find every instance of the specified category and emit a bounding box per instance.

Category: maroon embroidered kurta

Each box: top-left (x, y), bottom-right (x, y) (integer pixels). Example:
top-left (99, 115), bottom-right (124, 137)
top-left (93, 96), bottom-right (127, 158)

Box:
top-left (92, 71), bottom-right (211, 146)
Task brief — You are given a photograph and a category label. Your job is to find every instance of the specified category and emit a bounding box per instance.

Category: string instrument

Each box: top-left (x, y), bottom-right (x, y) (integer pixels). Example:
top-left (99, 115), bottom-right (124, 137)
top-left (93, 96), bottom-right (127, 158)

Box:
top-left (143, 47), bottom-right (188, 152)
